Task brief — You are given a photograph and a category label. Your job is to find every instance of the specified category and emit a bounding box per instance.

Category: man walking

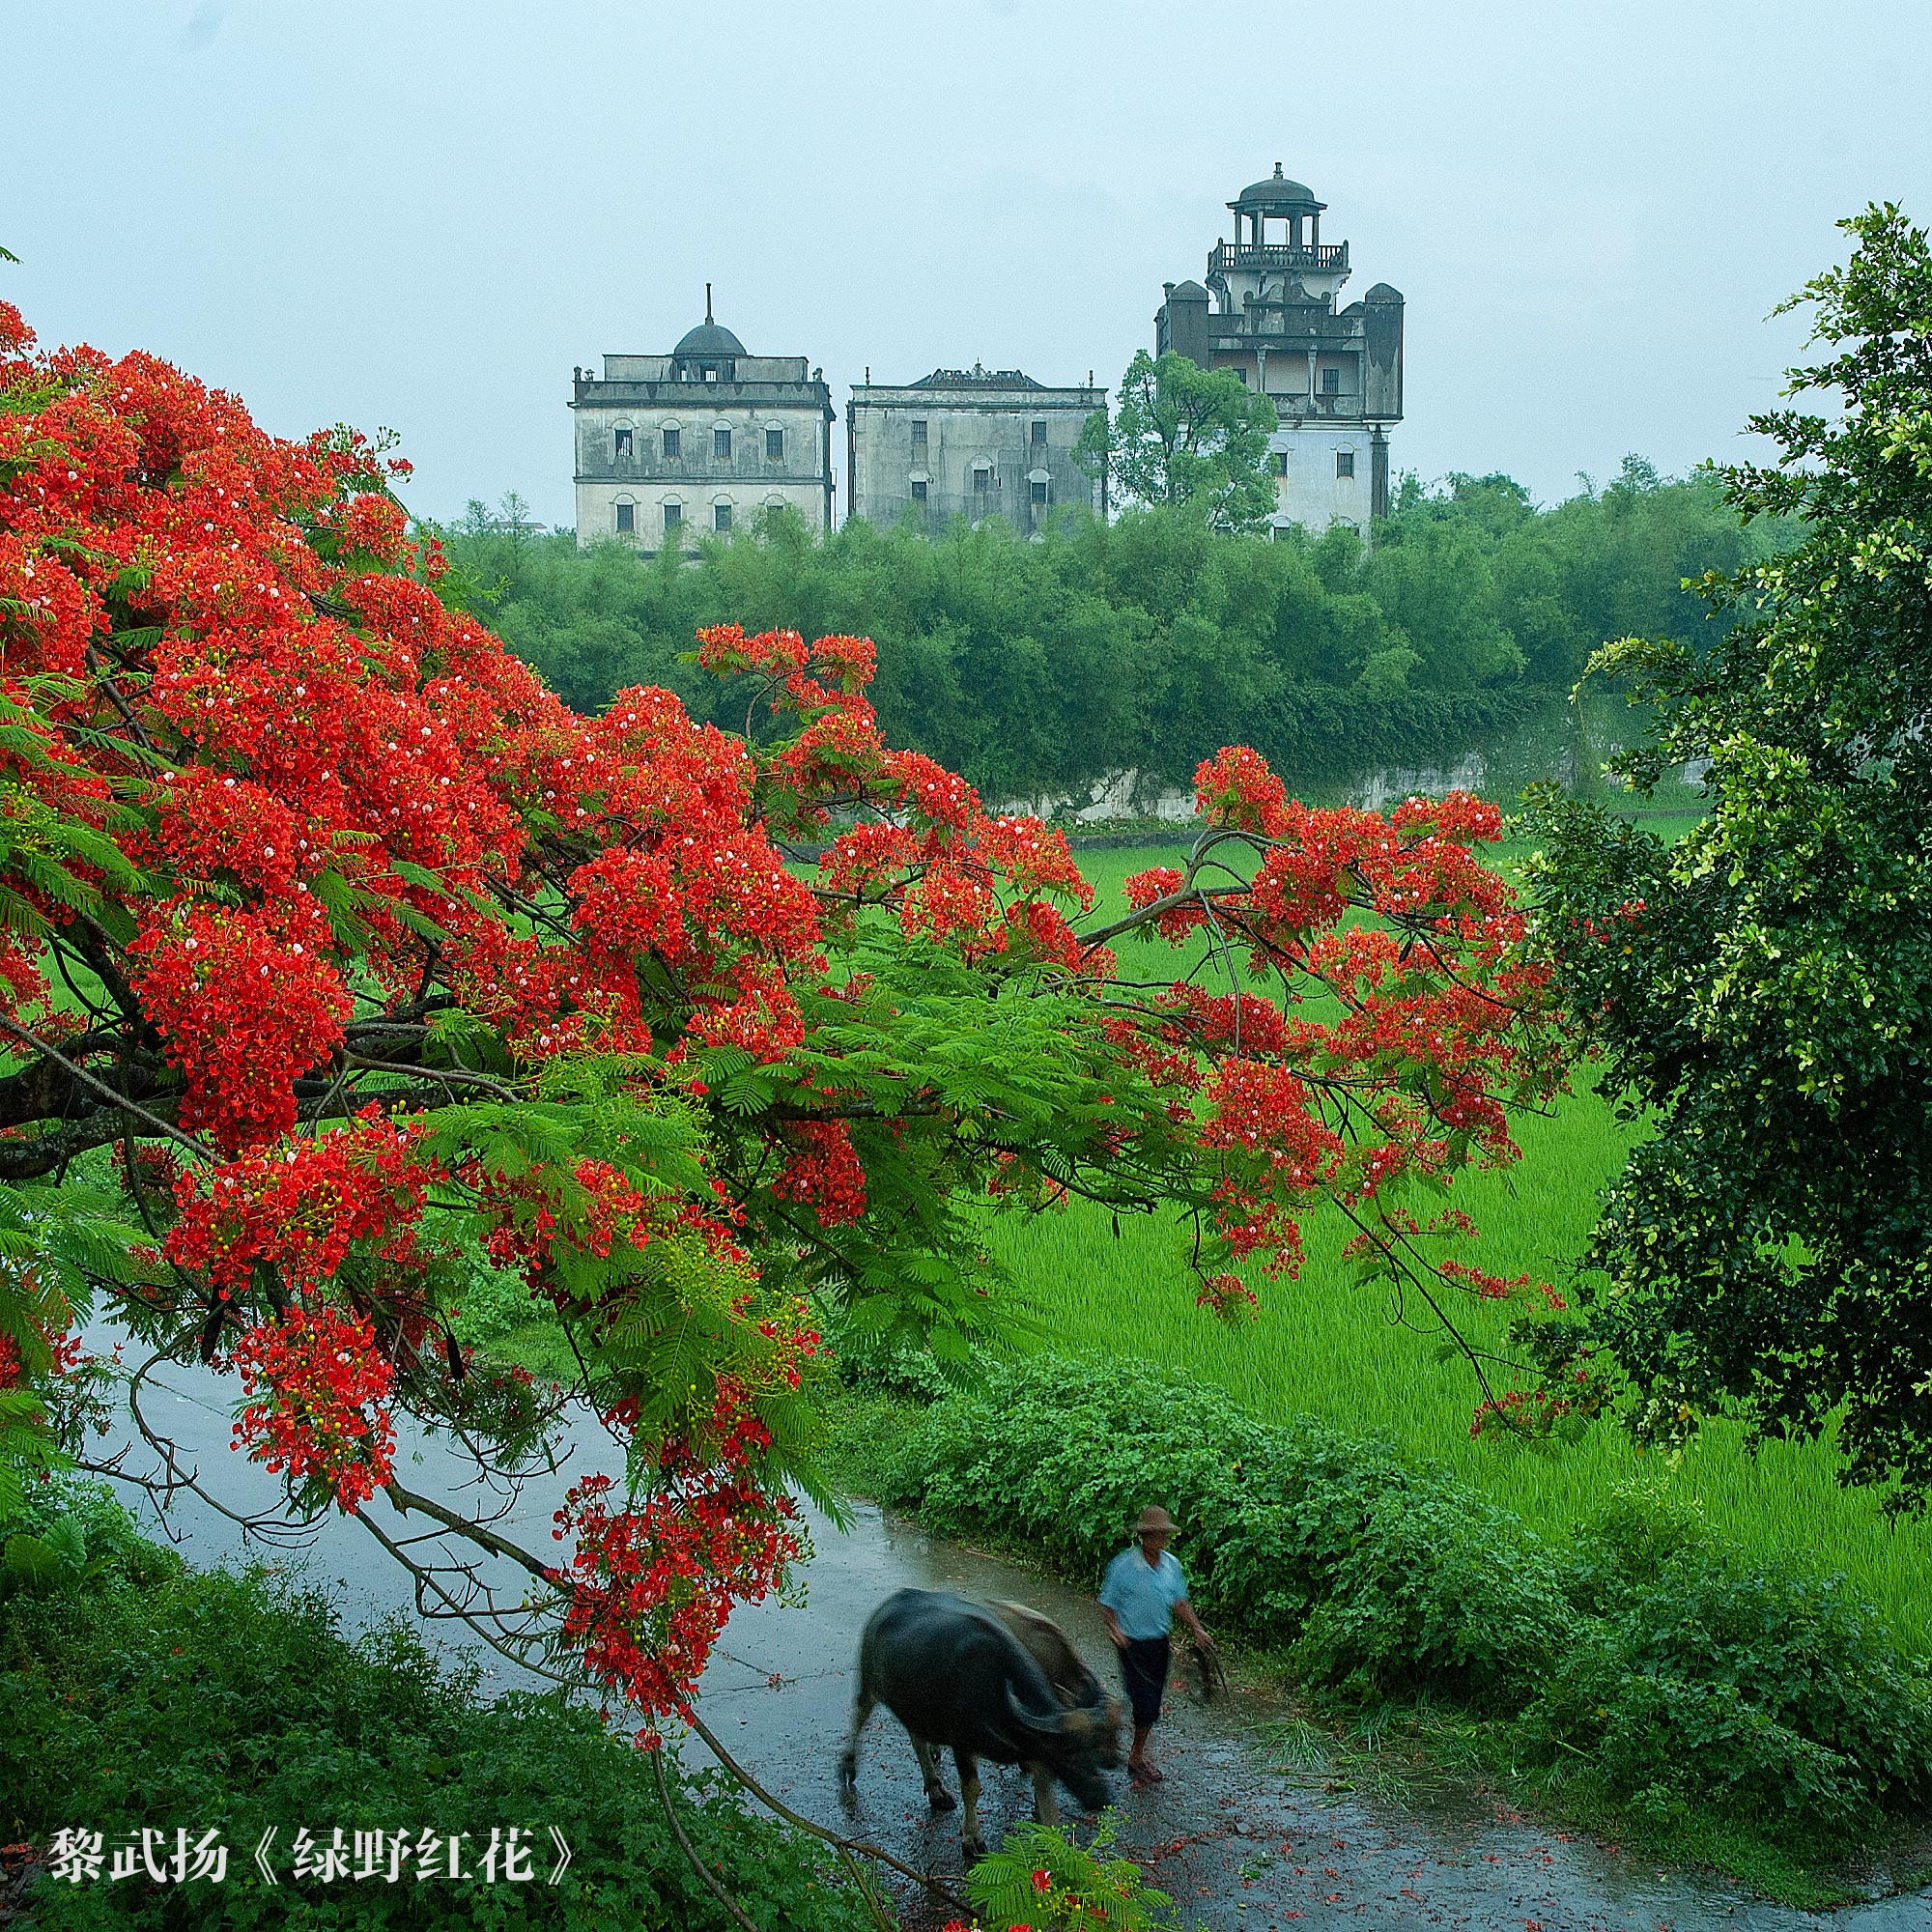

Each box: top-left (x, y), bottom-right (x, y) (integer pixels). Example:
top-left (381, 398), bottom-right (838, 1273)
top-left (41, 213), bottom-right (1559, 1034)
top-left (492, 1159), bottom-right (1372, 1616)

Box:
top-left (1097, 1504), bottom-right (1211, 1784)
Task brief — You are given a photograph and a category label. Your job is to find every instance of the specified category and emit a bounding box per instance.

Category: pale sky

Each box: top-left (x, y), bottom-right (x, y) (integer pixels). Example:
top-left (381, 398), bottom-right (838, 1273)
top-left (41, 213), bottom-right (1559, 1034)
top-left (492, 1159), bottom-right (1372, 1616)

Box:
top-left (7, 0), bottom-right (1928, 529)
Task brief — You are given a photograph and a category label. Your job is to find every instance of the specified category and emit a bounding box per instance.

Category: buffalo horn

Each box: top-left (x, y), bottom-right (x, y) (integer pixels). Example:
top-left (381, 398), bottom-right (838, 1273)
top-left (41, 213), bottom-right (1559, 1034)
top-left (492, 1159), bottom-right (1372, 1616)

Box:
top-left (1006, 1682), bottom-right (1068, 1735)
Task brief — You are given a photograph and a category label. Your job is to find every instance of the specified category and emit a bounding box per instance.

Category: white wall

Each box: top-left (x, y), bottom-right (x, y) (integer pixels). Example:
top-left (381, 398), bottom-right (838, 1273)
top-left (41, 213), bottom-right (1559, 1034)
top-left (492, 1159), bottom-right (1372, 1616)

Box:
top-left (574, 394), bottom-right (828, 548)
top-left (1269, 423), bottom-right (1374, 534)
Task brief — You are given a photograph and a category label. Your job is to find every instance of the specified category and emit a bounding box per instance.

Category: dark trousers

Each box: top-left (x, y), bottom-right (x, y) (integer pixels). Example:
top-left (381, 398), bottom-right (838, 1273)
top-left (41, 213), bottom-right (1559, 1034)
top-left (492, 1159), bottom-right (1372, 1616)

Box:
top-left (1119, 1634), bottom-right (1171, 1727)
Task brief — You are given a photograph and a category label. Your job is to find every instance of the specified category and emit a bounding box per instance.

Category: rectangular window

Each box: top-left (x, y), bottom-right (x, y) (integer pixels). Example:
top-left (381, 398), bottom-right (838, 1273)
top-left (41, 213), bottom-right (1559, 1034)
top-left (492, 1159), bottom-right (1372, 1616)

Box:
top-left (910, 479), bottom-right (927, 504)
top-left (972, 465), bottom-right (992, 492)
top-left (765, 426), bottom-right (783, 461)
top-left (1321, 368), bottom-right (1342, 396)
top-left (1336, 450), bottom-right (1355, 479)
top-left (1031, 478), bottom-right (1048, 505)
top-left (714, 502), bottom-right (732, 533)
top-left (662, 427), bottom-right (680, 459)
top-left (614, 502), bottom-right (634, 533)
top-left (1030, 419), bottom-right (1047, 449)
top-left (613, 428), bottom-right (633, 458)
top-left (714, 427), bottom-right (731, 460)
top-left (1270, 453), bottom-right (1288, 476)
top-left (663, 502), bottom-right (682, 531)
top-left (910, 419), bottom-right (927, 449)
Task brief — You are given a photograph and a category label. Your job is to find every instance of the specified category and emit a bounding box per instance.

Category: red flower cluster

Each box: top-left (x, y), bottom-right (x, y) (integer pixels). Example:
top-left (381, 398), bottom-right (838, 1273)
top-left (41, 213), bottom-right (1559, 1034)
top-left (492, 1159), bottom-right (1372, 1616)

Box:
top-left (129, 901), bottom-right (350, 1153)
top-left (772, 1120), bottom-right (868, 1227)
top-left (550, 1445), bottom-right (800, 1725)
top-left (231, 1305), bottom-right (396, 1509)
top-left (1195, 1271), bottom-right (1261, 1321)
top-left (169, 1108), bottom-right (435, 1294)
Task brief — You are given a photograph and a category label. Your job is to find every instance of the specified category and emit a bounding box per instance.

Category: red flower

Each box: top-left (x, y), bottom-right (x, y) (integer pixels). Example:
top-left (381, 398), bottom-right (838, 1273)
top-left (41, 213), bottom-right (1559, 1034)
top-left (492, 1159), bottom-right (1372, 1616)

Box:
top-left (231, 1306), bottom-right (396, 1509)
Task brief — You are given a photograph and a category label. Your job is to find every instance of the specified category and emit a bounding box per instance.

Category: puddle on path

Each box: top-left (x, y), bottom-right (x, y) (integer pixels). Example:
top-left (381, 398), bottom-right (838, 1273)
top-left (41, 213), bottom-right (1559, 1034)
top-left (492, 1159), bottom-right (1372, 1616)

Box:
top-left (89, 1356), bottom-right (1931, 1931)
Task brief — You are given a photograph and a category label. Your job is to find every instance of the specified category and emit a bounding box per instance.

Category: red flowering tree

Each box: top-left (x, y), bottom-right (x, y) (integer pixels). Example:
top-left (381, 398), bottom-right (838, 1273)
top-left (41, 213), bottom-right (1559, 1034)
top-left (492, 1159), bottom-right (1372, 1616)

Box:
top-left (0, 304), bottom-right (1571, 1734)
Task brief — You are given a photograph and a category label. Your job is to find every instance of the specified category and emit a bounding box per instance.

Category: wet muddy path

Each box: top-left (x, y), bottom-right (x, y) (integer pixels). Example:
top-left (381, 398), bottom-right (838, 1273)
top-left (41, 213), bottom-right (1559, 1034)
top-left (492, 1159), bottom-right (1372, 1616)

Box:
top-left (97, 1357), bottom-right (1931, 1931)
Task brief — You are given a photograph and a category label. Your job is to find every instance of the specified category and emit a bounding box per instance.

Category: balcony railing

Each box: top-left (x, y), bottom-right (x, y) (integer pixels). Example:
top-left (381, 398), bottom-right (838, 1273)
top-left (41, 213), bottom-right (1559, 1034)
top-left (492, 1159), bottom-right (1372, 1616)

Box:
top-left (1267, 393), bottom-right (1362, 419)
top-left (1208, 241), bottom-right (1349, 275)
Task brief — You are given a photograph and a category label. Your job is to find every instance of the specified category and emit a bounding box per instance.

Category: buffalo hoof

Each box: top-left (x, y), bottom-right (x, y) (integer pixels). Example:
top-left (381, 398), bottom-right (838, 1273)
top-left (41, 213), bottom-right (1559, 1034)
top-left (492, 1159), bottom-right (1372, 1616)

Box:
top-left (961, 1833), bottom-right (987, 1862)
top-left (925, 1786), bottom-right (956, 1813)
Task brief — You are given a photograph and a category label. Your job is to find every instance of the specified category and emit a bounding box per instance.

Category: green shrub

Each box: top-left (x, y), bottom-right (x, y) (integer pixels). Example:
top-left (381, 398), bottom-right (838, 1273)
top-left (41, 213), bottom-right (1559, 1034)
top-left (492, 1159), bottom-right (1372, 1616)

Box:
top-left (0, 1477), bottom-right (180, 1601)
top-left (878, 1355), bottom-right (1932, 1840)
top-left (2, 1555), bottom-right (874, 1930)
top-left (882, 1355), bottom-right (1571, 1707)
top-left (1528, 1483), bottom-right (1932, 1834)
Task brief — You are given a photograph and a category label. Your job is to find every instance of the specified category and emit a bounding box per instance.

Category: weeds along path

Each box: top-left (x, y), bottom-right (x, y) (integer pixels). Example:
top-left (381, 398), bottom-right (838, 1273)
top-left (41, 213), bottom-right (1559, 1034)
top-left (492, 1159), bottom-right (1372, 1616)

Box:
top-left (95, 1354), bottom-right (1927, 1929)
top-left (1017, 841), bottom-right (1932, 1653)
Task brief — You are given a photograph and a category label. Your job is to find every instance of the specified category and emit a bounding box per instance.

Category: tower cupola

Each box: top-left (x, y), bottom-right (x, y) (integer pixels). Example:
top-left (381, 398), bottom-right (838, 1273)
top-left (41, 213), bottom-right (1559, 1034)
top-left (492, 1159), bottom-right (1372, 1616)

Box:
top-left (1229, 163), bottom-right (1326, 248)
top-left (672, 285), bottom-right (745, 382)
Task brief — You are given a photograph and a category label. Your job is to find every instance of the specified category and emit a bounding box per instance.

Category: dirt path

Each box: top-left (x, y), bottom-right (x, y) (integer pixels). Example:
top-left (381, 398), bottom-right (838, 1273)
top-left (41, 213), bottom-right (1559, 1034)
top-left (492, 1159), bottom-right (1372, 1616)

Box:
top-left (91, 1357), bottom-right (1931, 1931)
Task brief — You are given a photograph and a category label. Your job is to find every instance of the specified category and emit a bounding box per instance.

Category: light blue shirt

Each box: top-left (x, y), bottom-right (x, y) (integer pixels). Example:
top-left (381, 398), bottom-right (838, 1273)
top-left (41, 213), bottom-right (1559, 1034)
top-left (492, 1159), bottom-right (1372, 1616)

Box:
top-left (1098, 1546), bottom-right (1189, 1640)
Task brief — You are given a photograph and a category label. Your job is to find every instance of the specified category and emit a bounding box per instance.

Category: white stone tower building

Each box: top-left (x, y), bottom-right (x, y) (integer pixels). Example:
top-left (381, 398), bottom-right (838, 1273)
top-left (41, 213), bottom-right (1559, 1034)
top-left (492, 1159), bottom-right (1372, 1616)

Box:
top-left (571, 292), bottom-right (835, 551)
top-left (1154, 167), bottom-right (1404, 535)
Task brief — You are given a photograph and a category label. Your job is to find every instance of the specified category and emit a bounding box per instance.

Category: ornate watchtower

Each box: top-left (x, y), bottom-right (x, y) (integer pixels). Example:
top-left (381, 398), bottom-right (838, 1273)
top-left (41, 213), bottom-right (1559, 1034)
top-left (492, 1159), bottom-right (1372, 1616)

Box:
top-left (1155, 166), bottom-right (1404, 534)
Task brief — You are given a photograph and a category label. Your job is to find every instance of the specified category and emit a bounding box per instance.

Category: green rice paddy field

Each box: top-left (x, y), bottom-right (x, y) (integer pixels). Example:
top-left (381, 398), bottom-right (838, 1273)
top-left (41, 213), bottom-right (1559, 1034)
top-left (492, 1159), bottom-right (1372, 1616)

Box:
top-left (986, 829), bottom-right (1932, 1654)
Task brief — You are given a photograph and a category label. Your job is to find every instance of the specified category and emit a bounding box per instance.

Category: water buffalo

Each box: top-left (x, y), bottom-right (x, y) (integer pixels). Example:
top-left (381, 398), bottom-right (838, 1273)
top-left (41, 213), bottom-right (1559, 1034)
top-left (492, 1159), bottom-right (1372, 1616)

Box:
top-left (838, 1588), bottom-right (1115, 1859)
top-left (983, 1598), bottom-right (1125, 1757)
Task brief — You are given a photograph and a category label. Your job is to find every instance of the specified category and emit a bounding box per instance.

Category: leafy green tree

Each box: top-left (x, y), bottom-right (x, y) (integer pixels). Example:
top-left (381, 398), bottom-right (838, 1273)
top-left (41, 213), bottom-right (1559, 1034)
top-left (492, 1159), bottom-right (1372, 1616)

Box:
top-left (428, 461), bottom-right (1758, 805)
top-left (1525, 205), bottom-right (1932, 1505)
top-left (1077, 350), bottom-right (1279, 532)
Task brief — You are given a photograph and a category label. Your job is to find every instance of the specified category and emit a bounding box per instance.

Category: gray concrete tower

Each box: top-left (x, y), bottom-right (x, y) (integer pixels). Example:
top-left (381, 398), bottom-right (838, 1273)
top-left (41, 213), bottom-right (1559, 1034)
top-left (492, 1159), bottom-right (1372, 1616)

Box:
top-left (845, 363), bottom-right (1106, 532)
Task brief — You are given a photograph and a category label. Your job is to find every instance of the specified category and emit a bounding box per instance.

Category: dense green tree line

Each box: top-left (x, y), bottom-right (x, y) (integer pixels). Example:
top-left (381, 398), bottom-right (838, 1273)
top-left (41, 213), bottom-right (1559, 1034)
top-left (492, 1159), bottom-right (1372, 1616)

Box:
top-left (429, 458), bottom-right (1782, 803)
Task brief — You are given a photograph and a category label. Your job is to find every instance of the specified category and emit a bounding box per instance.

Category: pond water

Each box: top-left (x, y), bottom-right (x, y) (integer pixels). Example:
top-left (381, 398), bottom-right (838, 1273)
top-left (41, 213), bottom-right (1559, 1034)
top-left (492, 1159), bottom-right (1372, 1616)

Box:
top-left (89, 1354), bottom-right (1931, 1932)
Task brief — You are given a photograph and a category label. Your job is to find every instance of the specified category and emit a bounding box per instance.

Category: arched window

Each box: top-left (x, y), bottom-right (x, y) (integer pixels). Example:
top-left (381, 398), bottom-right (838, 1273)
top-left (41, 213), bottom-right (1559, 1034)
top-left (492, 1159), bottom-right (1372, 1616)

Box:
top-left (613, 499), bottom-right (635, 534)
top-left (765, 425), bottom-right (784, 462)
top-left (661, 424), bottom-right (681, 459)
top-left (713, 499), bottom-right (733, 534)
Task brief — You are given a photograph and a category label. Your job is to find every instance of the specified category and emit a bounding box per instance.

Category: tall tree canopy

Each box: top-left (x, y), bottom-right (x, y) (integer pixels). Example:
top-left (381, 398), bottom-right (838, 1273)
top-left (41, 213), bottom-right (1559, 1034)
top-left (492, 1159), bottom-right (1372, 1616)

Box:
top-left (0, 302), bottom-right (1568, 1726)
top-left (436, 470), bottom-right (1759, 809)
top-left (1076, 350), bottom-right (1280, 533)
top-left (1527, 205), bottom-right (1932, 1506)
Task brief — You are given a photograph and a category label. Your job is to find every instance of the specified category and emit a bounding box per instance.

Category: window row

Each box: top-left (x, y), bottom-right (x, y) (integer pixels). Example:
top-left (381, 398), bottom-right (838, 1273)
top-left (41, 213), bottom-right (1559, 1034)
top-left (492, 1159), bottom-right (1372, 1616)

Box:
top-left (909, 471), bottom-right (1052, 506)
top-left (610, 426), bottom-right (787, 462)
top-left (905, 419), bottom-right (1053, 452)
top-left (614, 499), bottom-right (795, 536)
top-left (1267, 451), bottom-right (1358, 479)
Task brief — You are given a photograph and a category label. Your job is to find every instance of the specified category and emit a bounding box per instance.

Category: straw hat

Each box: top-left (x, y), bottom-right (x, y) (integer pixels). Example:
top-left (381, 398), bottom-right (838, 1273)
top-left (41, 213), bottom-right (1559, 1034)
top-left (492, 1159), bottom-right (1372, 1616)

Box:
top-left (1134, 1505), bottom-right (1177, 1536)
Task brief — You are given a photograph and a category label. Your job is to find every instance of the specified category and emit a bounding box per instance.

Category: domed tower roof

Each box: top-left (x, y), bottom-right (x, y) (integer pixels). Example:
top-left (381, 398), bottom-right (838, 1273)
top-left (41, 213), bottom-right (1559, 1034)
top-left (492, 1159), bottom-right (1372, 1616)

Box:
top-left (674, 320), bottom-right (747, 357)
top-left (673, 286), bottom-right (746, 361)
top-left (1231, 163), bottom-right (1324, 213)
